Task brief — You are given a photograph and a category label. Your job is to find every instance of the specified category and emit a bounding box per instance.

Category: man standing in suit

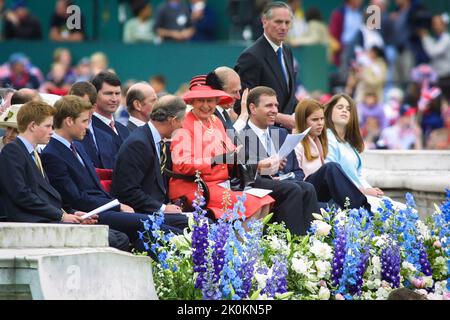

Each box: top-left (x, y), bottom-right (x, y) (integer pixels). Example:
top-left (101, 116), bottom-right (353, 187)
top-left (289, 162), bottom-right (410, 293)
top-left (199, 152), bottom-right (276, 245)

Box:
top-left (111, 95), bottom-right (186, 215)
top-left (0, 100), bottom-right (130, 251)
top-left (235, 2), bottom-right (297, 130)
top-left (243, 86), bottom-right (318, 235)
top-left (69, 81), bottom-right (116, 169)
top-left (41, 95), bottom-right (187, 252)
top-left (125, 82), bottom-right (158, 132)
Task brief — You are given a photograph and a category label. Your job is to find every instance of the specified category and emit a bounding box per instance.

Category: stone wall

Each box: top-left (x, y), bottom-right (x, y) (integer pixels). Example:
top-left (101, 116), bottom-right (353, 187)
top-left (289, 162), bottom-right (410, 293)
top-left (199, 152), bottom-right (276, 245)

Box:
top-left (361, 150), bottom-right (450, 219)
top-left (0, 224), bottom-right (157, 300)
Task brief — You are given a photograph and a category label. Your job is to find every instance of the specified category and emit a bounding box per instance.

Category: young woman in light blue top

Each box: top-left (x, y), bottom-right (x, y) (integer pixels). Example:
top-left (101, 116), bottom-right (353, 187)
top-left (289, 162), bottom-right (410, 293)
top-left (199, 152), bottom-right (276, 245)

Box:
top-left (324, 93), bottom-right (382, 194)
top-left (324, 93), bottom-right (407, 211)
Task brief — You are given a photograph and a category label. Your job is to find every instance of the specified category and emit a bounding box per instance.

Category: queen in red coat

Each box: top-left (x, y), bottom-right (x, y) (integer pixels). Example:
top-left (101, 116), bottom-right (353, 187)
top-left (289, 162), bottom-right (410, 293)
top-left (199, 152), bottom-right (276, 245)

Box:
top-left (169, 77), bottom-right (274, 220)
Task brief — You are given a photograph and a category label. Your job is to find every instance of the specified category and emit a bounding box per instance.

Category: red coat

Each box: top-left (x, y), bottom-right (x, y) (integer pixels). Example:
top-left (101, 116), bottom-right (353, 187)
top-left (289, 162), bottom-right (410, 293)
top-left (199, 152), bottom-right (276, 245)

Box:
top-left (169, 111), bottom-right (274, 219)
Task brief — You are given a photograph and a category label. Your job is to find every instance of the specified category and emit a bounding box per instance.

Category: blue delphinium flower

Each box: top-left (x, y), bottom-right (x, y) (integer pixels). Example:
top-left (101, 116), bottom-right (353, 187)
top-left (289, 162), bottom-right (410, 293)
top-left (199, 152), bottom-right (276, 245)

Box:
top-left (211, 219), bottom-right (230, 283)
top-left (261, 254), bottom-right (288, 298)
top-left (336, 208), bottom-right (373, 297)
top-left (381, 243), bottom-right (401, 288)
top-left (331, 225), bottom-right (347, 288)
top-left (192, 219), bottom-right (209, 290)
top-left (432, 189), bottom-right (450, 290)
top-left (240, 219), bottom-right (264, 298)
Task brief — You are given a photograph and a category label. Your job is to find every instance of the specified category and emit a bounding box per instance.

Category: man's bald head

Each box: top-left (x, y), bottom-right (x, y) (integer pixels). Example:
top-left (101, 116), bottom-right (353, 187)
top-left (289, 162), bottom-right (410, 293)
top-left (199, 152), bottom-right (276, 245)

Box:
top-left (126, 82), bottom-right (157, 121)
top-left (213, 66), bottom-right (241, 107)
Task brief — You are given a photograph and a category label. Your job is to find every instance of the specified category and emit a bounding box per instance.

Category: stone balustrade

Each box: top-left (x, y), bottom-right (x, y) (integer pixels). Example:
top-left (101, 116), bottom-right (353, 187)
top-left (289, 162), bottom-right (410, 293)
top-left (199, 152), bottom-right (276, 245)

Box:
top-left (0, 223), bottom-right (157, 300)
top-left (361, 150), bottom-right (450, 219)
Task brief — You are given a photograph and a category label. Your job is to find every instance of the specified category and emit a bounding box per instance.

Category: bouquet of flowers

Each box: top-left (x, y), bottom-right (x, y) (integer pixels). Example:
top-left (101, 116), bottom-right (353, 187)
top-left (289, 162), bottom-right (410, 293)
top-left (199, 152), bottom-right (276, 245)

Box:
top-left (139, 189), bottom-right (450, 300)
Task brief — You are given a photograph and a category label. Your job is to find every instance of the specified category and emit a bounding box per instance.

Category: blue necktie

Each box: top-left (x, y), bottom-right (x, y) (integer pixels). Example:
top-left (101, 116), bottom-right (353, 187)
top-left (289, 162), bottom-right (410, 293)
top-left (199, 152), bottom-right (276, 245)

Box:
top-left (277, 47), bottom-right (289, 85)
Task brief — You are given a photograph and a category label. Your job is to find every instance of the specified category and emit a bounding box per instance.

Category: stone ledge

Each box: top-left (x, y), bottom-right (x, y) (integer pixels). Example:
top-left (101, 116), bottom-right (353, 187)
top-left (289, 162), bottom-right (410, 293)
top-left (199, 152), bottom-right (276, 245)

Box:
top-left (362, 150), bottom-right (450, 171)
top-left (0, 223), bottom-right (109, 249)
top-left (0, 248), bottom-right (157, 300)
top-left (363, 170), bottom-right (450, 192)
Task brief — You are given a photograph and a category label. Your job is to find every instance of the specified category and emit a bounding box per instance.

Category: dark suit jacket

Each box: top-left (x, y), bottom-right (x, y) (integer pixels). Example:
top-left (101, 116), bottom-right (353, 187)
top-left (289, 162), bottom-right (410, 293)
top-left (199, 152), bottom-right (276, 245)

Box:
top-left (243, 123), bottom-right (305, 182)
top-left (41, 137), bottom-right (119, 213)
top-left (126, 121), bottom-right (138, 132)
top-left (79, 126), bottom-right (116, 169)
top-left (0, 139), bottom-right (64, 222)
top-left (235, 35), bottom-right (298, 116)
top-left (92, 114), bottom-right (130, 149)
top-left (111, 124), bottom-right (167, 213)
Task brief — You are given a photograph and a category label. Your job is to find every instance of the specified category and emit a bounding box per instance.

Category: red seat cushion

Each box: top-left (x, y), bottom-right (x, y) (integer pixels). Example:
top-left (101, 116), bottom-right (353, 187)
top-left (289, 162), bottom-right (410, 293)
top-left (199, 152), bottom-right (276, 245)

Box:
top-left (95, 168), bottom-right (113, 180)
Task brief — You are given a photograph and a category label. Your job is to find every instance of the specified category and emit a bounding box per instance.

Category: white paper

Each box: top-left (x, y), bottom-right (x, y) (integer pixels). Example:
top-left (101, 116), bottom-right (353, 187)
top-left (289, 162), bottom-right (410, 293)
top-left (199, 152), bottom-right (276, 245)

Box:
top-left (81, 199), bottom-right (120, 220)
top-left (278, 127), bottom-right (311, 159)
top-left (243, 188), bottom-right (273, 198)
top-left (217, 181), bottom-right (272, 198)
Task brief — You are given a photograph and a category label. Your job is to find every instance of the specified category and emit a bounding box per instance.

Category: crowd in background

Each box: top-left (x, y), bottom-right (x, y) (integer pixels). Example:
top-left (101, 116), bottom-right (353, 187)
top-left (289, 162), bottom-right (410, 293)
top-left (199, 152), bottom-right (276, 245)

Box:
top-left (0, 0), bottom-right (449, 150)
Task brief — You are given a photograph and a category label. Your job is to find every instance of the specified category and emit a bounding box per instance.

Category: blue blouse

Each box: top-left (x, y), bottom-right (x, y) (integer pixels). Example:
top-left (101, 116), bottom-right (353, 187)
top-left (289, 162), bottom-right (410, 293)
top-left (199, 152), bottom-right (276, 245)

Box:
top-left (325, 129), bottom-right (371, 189)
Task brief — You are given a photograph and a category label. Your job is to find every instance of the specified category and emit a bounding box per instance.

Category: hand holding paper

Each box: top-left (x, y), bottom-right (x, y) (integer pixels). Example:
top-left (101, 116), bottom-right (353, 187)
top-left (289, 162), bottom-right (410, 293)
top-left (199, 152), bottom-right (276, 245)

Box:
top-left (277, 127), bottom-right (311, 159)
top-left (81, 199), bottom-right (120, 220)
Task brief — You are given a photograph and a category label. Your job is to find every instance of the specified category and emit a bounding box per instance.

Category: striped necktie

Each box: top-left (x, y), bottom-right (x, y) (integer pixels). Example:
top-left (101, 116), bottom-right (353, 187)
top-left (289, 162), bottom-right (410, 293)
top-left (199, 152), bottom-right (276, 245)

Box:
top-left (159, 141), bottom-right (167, 174)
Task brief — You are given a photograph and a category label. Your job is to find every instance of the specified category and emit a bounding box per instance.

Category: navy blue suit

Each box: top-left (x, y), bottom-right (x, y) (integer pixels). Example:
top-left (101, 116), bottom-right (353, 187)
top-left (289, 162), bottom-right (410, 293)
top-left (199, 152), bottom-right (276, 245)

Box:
top-left (92, 115), bottom-right (130, 150)
top-left (0, 138), bottom-right (129, 251)
top-left (0, 139), bottom-right (65, 222)
top-left (41, 137), bottom-right (187, 242)
top-left (242, 124), bottom-right (317, 235)
top-left (235, 36), bottom-right (298, 117)
top-left (111, 125), bottom-right (167, 213)
top-left (79, 126), bottom-right (117, 169)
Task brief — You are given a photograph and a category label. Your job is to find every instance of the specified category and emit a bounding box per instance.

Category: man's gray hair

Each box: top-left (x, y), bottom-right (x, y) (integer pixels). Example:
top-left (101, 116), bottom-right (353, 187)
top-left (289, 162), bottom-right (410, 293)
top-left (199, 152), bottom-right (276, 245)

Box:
top-left (150, 95), bottom-right (186, 122)
top-left (263, 1), bottom-right (293, 20)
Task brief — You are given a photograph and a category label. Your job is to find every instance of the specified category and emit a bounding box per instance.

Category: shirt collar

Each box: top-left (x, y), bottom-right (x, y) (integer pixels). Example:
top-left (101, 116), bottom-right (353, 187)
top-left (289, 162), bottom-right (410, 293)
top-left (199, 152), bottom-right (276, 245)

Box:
top-left (264, 33), bottom-right (283, 53)
top-left (128, 116), bottom-right (146, 127)
top-left (148, 121), bottom-right (162, 145)
top-left (51, 132), bottom-right (72, 150)
top-left (17, 135), bottom-right (35, 154)
top-left (248, 119), bottom-right (270, 141)
top-left (93, 112), bottom-right (114, 127)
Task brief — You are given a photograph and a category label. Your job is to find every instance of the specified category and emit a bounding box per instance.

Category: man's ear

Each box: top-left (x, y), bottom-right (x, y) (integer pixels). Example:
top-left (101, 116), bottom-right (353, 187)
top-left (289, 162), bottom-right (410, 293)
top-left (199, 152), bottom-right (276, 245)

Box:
top-left (64, 117), bottom-right (74, 127)
top-left (249, 103), bottom-right (257, 116)
top-left (28, 121), bottom-right (37, 132)
top-left (133, 99), bottom-right (141, 112)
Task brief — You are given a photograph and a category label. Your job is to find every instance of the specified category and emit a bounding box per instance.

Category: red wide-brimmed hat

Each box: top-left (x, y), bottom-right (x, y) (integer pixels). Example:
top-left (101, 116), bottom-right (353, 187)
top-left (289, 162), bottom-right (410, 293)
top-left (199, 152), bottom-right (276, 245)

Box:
top-left (183, 75), bottom-right (234, 106)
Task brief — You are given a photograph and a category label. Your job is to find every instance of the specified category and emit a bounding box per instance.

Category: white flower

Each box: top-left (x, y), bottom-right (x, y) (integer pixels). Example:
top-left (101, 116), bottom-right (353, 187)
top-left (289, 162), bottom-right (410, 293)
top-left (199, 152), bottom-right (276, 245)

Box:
top-left (255, 270), bottom-right (271, 289)
top-left (318, 287), bottom-right (330, 300)
top-left (305, 281), bottom-right (317, 294)
top-left (366, 279), bottom-right (382, 290)
top-left (375, 287), bottom-right (391, 300)
top-left (315, 260), bottom-right (331, 279)
top-left (371, 256), bottom-right (381, 275)
top-left (416, 220), bottom-right (431, 241)
top-left (310, 240), bottom-right (333, 260)
top-left (292, 256), bottom-right (312, 276)
top-left (402, 261), bottom-right (417, 272)
top-left (312, 220), bottom-right (332, 237)
top-left (268, 236), bottom-right (288, 252)
top-left (372, 235), bottom-right (388, 248)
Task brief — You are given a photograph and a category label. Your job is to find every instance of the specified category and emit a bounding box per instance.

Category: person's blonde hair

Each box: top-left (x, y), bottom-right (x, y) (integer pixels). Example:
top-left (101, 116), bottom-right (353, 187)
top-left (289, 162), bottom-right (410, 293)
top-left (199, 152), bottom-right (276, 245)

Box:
top-left (324, 93), bottom-right (364, 153)
top-left (17, 101), bottom-right (55, 133)
top-left (53, 95), bottom-right (93, 129)
top-left (294, 99), bottom-right (328, 161)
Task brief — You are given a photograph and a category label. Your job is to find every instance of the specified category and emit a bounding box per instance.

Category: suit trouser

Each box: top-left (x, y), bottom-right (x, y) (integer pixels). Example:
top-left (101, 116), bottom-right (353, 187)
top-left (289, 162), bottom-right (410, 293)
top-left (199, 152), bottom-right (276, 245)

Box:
top-left (108, 229), bottom-right (130, 251)
top-left (254, 177), bottom-right (318, 236)
top-left (98, 211), bottom-right (185, 253)
top-left (305, 162), bottom-right (371, 211)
